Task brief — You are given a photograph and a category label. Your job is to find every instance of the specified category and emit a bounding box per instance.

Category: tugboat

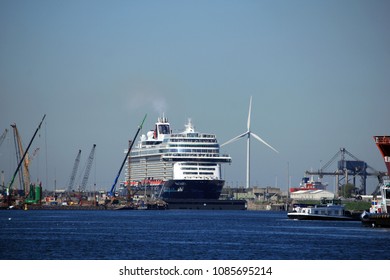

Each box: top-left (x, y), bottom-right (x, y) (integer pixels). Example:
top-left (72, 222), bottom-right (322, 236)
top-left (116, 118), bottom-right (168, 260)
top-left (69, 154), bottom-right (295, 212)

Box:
top-left (361, 136), bottom-right (390, 227)
top-left (360, 183), bottom-right (390, 227)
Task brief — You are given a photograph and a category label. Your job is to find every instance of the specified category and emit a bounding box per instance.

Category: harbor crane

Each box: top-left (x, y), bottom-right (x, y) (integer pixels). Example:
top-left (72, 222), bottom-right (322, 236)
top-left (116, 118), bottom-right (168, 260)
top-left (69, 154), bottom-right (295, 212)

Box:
top-left (11, 123), bottom-right (31, 196)
top-left (0, 129), bottom-right (8, 191)
top-left (0, 129), bottom-right (8, 147)
top-left (108, 114), bottom-right (147, 197)
top-left (305, 148), bottom-right (385, 197)
top-left (67, 149), bottom-right (81, 192)
top-left (79, 144), bottom-right (96, 192)
top-left (5, 115), bottom-right (46, 207)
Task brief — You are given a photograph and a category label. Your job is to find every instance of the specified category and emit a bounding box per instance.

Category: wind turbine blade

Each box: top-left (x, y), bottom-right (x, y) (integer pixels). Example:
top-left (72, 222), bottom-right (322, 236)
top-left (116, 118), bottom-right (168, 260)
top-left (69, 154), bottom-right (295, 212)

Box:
top-left (251, 132), bottom-right (279, 153)
top-left (221, 131), bottom-right (249, 147)
top-left (247, 96), bottom-right (252, 131)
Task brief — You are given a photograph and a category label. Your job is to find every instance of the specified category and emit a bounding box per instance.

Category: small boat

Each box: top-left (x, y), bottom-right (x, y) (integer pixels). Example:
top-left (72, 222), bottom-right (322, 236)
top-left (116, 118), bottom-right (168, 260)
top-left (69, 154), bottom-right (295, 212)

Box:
top-left (360, 178), bottom-right (390, 227)
top-left (360, 190), bottom-right (390, 227)
top-left (287, 199), bottom-right (357, 221)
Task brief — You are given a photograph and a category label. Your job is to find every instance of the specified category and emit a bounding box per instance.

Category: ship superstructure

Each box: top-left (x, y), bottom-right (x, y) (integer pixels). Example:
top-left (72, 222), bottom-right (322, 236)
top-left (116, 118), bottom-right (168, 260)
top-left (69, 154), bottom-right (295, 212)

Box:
top-left (124, 117), bottom-right (231, 200)
top-left (360, 136), bottom-right (390, 227)
top-left (289, 176), bottom-right (328, 193)
top-left (373, 136), bottom-right (390, 213)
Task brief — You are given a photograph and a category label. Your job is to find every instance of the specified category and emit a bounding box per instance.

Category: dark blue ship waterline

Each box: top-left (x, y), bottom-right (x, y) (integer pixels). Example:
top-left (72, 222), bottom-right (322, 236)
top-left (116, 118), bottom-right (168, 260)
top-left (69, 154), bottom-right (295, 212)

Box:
top-left (162, 179), bottom-right (224, 199)
top-left (1, 210), bottom-right (390, 260)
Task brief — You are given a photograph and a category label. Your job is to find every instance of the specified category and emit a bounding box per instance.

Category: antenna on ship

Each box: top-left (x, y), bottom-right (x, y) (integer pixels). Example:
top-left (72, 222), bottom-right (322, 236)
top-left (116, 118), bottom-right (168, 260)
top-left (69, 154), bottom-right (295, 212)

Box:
top-left (221, 96), bottom-right (278, 189)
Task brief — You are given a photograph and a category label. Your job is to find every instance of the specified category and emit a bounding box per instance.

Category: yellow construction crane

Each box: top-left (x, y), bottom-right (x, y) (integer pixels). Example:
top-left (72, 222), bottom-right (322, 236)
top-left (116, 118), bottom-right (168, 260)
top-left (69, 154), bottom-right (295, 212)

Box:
top-left (11, 123), bottom-right (31, 196)
top-left (5, 115), bottom-right (45, 207)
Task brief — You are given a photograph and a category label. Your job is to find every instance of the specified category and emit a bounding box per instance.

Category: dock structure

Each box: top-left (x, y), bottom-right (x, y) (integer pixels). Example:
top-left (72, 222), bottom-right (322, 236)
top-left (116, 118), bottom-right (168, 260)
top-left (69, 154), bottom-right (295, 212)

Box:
top-left (305, 148), bottom-right (385, 196)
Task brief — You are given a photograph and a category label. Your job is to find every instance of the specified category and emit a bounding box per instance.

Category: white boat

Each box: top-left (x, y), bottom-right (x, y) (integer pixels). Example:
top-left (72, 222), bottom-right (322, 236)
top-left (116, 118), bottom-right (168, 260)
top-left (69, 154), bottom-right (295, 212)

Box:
top-left (360, 180), bottom-right (390, 227)
top-left (287, 199), bottom-right (356, 221)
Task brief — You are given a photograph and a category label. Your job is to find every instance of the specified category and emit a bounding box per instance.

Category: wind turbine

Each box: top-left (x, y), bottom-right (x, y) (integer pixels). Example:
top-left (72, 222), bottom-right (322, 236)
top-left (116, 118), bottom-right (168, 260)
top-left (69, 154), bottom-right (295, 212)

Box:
top-left (221, 96), bottom-right (279, 189)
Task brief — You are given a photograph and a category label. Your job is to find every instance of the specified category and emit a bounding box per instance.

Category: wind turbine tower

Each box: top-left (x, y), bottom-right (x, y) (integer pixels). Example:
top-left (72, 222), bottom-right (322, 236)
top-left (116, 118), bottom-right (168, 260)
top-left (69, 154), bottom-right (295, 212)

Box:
top-left (221, 96), bottom-right (279, 189)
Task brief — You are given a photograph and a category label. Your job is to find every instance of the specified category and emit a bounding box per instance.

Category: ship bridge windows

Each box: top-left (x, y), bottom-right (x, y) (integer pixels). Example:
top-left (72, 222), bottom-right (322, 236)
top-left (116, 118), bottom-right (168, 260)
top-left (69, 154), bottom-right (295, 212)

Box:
top-left (188, 133), bottom-right (199, 137)
top-left (168, 148), bottom-right (218, 154)
top-left (178, 163), bottom-right (217, 167)
top-left (181, 167), bottom-right (216, 171)
top-left (181, 167), bottom-right (198, 171)
top-left (170, 138), bottom-right (217, 143)
top-left (183, 172), bottom-right (198, 175)
top-left (183, 171), bottom-right (215, 176)
top-left (179, 162), bottom-right (197, 166)
top-left (180, 163), bottom-right (217, 171)
top-left (158, 124), bottom-right (170, 135)
top-left (169, 143), bottom-right (219, 147)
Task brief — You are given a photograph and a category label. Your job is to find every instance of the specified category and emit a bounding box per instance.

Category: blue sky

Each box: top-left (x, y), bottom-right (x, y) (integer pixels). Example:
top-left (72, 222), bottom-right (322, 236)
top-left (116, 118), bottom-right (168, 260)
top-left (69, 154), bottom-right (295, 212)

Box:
top-left (1, 0), bottom-right (389, 193)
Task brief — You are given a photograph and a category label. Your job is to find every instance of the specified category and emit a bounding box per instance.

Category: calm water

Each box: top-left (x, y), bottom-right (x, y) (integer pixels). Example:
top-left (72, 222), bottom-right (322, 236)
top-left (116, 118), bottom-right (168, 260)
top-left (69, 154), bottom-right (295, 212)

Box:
top-left (1, 210), bottom-right (389, 260)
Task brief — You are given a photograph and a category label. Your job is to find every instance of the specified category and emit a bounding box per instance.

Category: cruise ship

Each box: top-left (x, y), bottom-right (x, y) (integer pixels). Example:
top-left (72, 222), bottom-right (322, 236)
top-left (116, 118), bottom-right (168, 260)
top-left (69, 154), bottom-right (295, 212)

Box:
top-left (124, 117), bottom-right (232, 200)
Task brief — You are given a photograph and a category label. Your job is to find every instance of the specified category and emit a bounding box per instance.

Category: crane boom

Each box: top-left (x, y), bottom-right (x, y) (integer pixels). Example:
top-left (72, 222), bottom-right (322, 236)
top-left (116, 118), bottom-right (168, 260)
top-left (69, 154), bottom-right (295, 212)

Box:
top-left (80, 144), bottom-right (96, 192)
top-left (68, 150), bottom-right (82, 192)
top-left (109, 114), bottom-right (147, 196)
top-left (0, 129), bottom-right (8, 147)
top-left (11, 124), bottom-right (31, 195)
top-left (6, 114), bottom-right (46, 205)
